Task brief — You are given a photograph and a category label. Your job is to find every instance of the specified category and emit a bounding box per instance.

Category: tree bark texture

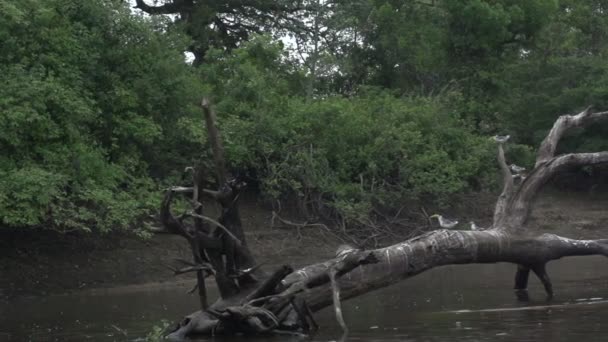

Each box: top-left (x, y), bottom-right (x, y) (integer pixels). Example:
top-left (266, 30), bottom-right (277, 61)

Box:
top-left (154, 107), bottom-right (608, 340)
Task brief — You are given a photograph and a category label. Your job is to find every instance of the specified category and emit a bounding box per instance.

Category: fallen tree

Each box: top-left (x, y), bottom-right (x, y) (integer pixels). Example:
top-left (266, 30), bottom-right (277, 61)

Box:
top-left (152, 104), bottom-right (608, 340)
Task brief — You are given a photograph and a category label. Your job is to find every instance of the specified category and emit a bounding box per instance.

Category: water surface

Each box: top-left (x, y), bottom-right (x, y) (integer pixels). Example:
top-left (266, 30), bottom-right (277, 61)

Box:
top-left (2, 256), bottom-right (608, 341)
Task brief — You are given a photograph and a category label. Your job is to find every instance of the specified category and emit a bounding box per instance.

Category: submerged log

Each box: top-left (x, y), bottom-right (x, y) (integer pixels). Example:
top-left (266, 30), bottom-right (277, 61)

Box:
top-left (156, 106), bottom-right (608, 340)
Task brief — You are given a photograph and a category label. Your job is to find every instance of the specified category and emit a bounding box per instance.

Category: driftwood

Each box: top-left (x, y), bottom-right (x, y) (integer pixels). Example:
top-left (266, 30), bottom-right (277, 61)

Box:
top-left (151, 106), bottom-right (608, 340)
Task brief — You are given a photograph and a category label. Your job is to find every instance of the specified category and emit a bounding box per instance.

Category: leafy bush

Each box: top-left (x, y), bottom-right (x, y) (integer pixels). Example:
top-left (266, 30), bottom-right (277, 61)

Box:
top-left (7, 0), bottom-right (604, 237)
top-left (200, 37), bottom-right (495, 225)
top-left (0, 0), bottom-right (203, 233)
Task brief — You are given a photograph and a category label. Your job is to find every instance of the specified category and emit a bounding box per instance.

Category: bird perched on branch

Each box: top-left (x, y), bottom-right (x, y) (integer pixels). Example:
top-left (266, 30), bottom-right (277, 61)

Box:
top-left (430, 214), bottom-right (459, 229)
top-left (510, 164), bottom-right (526, 173)
top-left (469, 221), bottom-right (484, 231)
top-left (492, 135), bottom-right (510, 143)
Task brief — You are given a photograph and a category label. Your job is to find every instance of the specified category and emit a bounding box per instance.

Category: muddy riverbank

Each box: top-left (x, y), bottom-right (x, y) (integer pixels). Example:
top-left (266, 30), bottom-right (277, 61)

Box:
top-left (0, 198), bottom-right (340, 298)
top-left (1, 189), bottom-right (606, 299)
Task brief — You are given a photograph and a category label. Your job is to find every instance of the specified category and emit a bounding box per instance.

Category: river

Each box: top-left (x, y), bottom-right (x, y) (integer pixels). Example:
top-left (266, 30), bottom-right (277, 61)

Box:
top-left (1, 255), bottom-right (608, 341)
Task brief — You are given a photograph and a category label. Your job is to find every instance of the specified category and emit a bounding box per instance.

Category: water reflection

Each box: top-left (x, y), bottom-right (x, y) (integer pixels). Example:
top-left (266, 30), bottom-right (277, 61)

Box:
top-left (1, 256), bottom-right (608, 341)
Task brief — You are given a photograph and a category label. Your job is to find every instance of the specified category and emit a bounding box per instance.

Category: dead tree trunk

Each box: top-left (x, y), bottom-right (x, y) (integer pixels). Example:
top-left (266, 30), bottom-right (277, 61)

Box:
top-left (151, 98), bottom-right (263, 308)
top-left (153, 107), bottom-right (608, 340)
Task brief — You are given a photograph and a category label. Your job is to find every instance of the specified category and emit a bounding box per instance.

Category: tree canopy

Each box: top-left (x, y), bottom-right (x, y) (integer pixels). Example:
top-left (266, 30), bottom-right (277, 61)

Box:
top-left (0, 0), bottom-right (203, 233)
top-left (2, 0), bottom-right (607, 235)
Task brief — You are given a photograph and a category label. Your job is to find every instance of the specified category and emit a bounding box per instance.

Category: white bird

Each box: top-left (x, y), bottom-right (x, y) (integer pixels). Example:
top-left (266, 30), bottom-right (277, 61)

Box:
top-left (510, 164), bottom-right (526, 173)
top-left (430, 214), bottom-right (459, 229)
top-left (492, 135), bottom-right (510, 143)
top-left (469, 221), bottom-right (484, 231)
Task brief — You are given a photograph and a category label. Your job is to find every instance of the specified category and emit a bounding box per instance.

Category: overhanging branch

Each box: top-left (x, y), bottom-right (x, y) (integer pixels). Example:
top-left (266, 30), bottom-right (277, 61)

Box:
top-left (493, 107), bottom-right (608, 230)
top-left (505, 151), bottom-right (608, 228)
top-left (536, 107), bottom-right (608, 166)
top-left (186, 212), bottom-right (243, 246)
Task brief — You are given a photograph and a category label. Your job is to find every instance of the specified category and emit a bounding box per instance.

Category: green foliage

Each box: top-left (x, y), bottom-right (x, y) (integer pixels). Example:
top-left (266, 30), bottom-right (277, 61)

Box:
top-left (6, 0), bottom-right (608, 236)
top-left (190, 0), bottom-right (608, 224)
top-left (493, 0), bottom-right (608, 150)
top-left (445, 0), bottom-right (557, 60)
top-left (0, 0), bottom-right (203, 233)
top-left (200, 38), bottom-right (494, 223)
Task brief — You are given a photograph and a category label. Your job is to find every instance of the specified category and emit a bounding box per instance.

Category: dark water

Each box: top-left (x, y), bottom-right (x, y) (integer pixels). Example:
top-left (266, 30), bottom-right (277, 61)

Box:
top-left (2, 256), bottom-right (608, 342)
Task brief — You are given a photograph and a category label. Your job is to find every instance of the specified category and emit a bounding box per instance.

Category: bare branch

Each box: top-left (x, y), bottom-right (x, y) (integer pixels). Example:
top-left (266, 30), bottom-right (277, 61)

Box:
top-left (493, 144), bottom-right (515, 227)
top-left (551, 151), bottom-right (608, 170)
top-left (536, 107), bottom-right (608, 166)
top-left (329, 269), bottom-right (348, 334)
top-left (271, 211), bottom-right (330, 239)
top-left (169, 228), bottom-right (608, 338)
top-left (489, 107), bottom-right (608, 230)
top-left (288, 231), bottom-right (608, 311)
top-left (243, 265), bottom-right (294, 303)
top-left (201, 98), bottom-right (227, 185)
top-left (186, 212), bottom-right (243, 247)
top-left (279, 250), bottom-right (379, 299)
top-left (505, 151), bottom-right (608, 228)
top-left (202, 188), bottom-right (221, 199)
top-left (170, 263), bottom-right (215, 276)
top-left (159, 189), bottom-right (191, 238)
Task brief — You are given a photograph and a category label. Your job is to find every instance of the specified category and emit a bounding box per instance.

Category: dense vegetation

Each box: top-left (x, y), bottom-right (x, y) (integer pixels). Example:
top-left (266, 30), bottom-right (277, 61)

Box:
top-left (1, 0), bottom-right (607, 235)
top-left (0, 0), bottom-right (202, 233)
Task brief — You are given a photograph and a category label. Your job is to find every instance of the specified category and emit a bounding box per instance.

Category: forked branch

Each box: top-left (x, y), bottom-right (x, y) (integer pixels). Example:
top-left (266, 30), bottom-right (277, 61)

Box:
top-left (536, 106), bottom-right (608, 166)
top-left (493, 107), bottom-right (608, 230)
